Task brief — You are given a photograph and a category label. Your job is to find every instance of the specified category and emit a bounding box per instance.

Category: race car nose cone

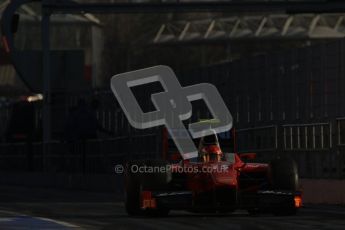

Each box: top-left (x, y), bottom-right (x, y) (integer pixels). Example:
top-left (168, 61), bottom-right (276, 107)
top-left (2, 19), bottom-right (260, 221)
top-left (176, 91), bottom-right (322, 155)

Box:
top-left (210, 164), bottom-right (237, 186)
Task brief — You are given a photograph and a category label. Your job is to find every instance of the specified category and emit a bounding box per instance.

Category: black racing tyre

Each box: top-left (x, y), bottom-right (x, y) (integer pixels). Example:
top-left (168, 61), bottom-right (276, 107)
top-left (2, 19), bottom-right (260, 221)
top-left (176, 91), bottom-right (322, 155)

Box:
top-left (124, 160), bottom-right (144, 216)
top-left (140, 159), bottom-right (172, 190)
top-left (274, 207), bottom-right (297, 216)
top-left (124, 160), bottom-right (171, 216)
top-left (269, 156), bottom-right (299, 216)
top-left (145, 208), bottom-right (170, 217)
top-left (270, 156), bottom-right (298, 191)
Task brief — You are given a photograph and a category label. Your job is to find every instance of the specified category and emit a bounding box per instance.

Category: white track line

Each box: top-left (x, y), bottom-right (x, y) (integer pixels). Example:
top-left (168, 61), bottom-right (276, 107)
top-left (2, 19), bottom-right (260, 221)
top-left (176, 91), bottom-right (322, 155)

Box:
top-left (36, 217), bottom-right (80, 228)
top-left (0, 209), bottom-right (80, 228)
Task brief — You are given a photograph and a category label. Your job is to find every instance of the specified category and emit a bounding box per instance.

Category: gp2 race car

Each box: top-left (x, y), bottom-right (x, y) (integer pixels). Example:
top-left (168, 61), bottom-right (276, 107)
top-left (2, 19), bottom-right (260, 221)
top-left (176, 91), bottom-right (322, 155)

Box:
top-left (124, 131), bottom-right (302, 216)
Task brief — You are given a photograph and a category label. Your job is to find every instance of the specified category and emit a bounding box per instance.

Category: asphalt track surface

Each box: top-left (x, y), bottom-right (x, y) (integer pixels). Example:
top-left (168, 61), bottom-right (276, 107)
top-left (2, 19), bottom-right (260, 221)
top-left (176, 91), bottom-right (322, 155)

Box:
top-left (0, 186), bottom-right (345, 230)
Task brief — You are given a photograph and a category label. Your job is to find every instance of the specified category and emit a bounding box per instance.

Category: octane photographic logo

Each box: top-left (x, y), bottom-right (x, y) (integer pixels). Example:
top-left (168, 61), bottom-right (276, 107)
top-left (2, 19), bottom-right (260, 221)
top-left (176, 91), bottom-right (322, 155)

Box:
top-left (110, 65), bottom-right (232, 160)
top-left (115, 164), bottom-right (229, 174)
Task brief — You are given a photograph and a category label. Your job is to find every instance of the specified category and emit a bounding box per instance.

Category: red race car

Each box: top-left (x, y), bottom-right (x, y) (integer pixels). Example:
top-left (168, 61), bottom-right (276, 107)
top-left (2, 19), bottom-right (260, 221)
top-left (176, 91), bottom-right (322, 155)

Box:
top-left (124, 131), bottom-right (302, 216)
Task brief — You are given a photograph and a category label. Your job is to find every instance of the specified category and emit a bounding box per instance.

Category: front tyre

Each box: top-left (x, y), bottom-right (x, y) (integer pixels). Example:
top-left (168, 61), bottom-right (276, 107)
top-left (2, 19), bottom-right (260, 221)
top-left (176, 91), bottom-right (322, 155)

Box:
top-left (124, 160), bottom-right (171, 217)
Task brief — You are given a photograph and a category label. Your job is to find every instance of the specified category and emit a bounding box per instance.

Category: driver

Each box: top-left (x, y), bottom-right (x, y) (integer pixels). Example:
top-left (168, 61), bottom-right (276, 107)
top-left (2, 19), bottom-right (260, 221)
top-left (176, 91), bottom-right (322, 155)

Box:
top-left (198, 131), bottom-right (224, 163)
top-left (199, 146), bottom-right (223, 162)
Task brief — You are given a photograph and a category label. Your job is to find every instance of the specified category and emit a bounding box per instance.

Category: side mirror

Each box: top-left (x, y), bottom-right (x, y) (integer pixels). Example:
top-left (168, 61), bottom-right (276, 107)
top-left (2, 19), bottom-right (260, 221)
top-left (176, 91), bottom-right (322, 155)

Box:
top-left (239, 153), bottom-right (256, 160)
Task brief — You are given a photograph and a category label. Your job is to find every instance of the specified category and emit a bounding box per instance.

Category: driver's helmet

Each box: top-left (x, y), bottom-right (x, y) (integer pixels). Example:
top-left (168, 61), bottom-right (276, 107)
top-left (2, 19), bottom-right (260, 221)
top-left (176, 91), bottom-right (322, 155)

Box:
top-left (200, 145), bottom-right (223, 162)
top-left (198, 130), bottom-right (223, 162)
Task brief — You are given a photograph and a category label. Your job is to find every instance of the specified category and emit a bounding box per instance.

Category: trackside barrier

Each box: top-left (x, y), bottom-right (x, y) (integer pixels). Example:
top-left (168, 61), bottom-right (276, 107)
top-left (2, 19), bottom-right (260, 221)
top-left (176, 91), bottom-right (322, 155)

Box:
top-left (235, 121), bottom-right (345, 179)
top-left (0, 133), bottom-right (160, 173)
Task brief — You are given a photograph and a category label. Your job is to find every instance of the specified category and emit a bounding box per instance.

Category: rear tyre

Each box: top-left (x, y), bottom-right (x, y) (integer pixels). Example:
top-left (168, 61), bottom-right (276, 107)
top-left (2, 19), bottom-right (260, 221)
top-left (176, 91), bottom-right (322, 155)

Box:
top-left (270, 156), bottom-right (299, 216)
top-left (124, 161), bottom-right (144, 216)
top-left (141, 159), bottom-right (172, 190)
top-left (270, 156), bottom-right (298, 190)
top-left (146, 208), bottom-right (170, 217)
top-left (273, 207), bottom-right (297, 216)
